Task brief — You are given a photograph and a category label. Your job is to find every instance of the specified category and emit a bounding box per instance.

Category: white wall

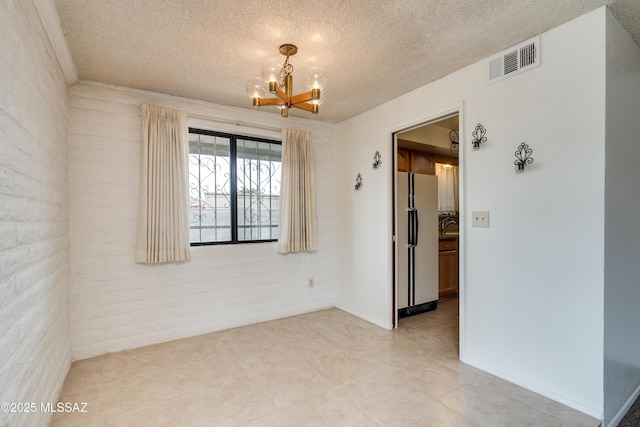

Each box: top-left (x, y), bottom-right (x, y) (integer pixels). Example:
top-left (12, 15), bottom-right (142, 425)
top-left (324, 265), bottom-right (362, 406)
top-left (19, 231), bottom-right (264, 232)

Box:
top-left (68, 81), bottom-right (336, 359)
top-left (336, 8), bottom-right (607, 417)
top-left (603, 11), bottom-right (640, 427)
top-left (0, 1), bottom-right (71, 426)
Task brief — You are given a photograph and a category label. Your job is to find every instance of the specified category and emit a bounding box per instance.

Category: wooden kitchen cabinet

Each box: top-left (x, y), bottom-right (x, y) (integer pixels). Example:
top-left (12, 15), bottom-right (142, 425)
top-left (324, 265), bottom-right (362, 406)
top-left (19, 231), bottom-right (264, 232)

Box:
top-left (438, 239), bottom-right (458, 299)
top-left (397, 149), bottom-right (457, 174)
top-left (410, 152), bottom-right (435, 175)
top-left (397, 149), bottom-right (410, 172)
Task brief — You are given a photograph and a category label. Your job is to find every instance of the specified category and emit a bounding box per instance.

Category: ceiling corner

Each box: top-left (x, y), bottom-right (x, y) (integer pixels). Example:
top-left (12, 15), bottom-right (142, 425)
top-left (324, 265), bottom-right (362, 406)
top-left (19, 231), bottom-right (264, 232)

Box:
top-left (33, 0), bottom-right (78, 85)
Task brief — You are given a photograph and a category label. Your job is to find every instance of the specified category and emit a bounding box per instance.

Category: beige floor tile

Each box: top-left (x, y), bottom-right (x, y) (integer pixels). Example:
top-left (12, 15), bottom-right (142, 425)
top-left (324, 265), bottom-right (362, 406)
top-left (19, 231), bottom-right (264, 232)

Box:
top-left (298, 308), bottom-right (360, 327)
top-left (95, 399), bottom-right (189, 427)
top-left (337, 367), bottom-right (439, 417)
top-left (95, 369), bottom-right (181, 421)
top-left (469, 372), bottom-right (598, 427)
top-left (425, 323), bottom-right (459, 344)
top-left (49, 357), bottom-right (105, 426)
top-left (49, 411), bottom-right (97, 427)
top-left (230, 343), bottom-right (303, 377)
top-left (439, 383), bottom-right (571, 426)
top-left (364, 399), bottom-right (475, 427)
top-left (160, 333), bottom-right (226, 365)
top-left (101, 343), bottom-right (174, 383)
top-left (394, 358), bottom-right (473, 399)
top-left (516, 393), bottom-right (600, 427)
top-left (251, 362), bottom-right (333, 409)
top-left (61, 355), bottom-right (107, 389)
top-left (277, 389), bottom-right (381, 427)
top-left (313, 323), bottom-right (379, 347)
top-left (49, 383), bottom-right (101, 426)
top-left (49, 418), bottom-right (96, 427)
top-left (418, 350), bottom-right (485, 384)
top-left (307, 350), bottom-right (382, 386)
top-left (236, 412), bottom-right (285, 427)
top-left (50, 301), bottom-right (599, 427)
top-left (282, 330), bottom-right (342, 360)
top-left (392, 326), bottom-right (453, 354)
top-left (173, 358), bottom-right (248, 398)
top-left (348, 342), bottom-right (423, 367)
top-left (178, 346), bottom-right (244, 378)
top-left (182, 392), bottom-right (274, 427)
top-left (261, 315), bottom-right (324, 343)
top-left (217, 323), bottom-right (279, 350)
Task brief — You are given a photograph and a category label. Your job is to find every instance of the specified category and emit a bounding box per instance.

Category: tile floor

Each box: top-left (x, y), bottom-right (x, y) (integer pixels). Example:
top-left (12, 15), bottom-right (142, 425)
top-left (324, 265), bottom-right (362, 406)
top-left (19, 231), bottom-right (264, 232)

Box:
top-left (50, 299), bottom-right (599, 426)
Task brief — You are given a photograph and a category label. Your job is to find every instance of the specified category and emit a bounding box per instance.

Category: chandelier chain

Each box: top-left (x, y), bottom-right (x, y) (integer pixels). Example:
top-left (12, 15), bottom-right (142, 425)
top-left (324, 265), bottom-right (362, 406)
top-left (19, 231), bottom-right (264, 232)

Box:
top-left (278, 55), bottom-right (294, 89)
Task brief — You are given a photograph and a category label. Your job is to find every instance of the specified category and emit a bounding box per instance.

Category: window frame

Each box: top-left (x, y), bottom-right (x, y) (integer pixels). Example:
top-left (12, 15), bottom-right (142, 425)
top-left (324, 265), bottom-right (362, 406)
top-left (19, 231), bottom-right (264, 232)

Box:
top-left (188, 127), bottom-right (281, 246)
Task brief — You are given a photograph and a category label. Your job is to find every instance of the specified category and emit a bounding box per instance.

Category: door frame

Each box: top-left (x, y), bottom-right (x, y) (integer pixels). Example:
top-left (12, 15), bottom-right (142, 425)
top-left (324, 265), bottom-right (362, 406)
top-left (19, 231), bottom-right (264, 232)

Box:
top-left (389, 104), bottom-right (466, 356)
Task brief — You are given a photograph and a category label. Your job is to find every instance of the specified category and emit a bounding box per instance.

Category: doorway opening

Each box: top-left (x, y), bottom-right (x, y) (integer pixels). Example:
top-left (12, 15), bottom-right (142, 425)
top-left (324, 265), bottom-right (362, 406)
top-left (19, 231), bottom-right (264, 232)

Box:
top-left (391, 113), bottom-right (460, 347)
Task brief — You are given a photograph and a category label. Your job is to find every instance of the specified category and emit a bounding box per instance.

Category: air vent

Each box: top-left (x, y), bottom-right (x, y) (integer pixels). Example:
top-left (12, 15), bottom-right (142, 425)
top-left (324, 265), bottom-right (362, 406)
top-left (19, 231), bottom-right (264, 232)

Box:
top-left (504, 50), bottom-right (518, 75)
top-left (487, 36), bottom-right (540, 84)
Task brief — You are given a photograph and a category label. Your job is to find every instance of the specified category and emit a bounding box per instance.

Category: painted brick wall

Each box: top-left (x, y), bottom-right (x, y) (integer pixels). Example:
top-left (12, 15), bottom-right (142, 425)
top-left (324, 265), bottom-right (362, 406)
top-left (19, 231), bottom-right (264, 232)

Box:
top-left (0, 1), bottom-right (71, 426)
top-left (68, 81), bottom-right (337, 360)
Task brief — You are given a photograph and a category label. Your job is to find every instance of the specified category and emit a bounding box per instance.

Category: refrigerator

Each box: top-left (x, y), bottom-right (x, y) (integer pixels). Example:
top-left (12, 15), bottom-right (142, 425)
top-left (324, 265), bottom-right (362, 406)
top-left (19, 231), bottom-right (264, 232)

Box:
top-left (397, 172), bottom-right (439, 318)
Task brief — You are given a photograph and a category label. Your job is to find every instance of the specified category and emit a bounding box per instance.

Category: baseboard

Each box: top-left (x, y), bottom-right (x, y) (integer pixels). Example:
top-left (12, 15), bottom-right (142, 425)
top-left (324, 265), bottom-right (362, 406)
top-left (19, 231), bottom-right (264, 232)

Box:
top-left (606, 382), bottom-right (640, 427)
top-left (398, 300), bottom-right (437, 318)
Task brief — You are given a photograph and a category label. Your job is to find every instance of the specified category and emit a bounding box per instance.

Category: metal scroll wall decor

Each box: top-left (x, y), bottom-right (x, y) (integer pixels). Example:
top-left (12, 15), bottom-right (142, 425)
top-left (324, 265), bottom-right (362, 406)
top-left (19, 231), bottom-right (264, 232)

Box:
top-left (354, 173), bottom-right (363, 190)
top-left (471, 123), bottom-right (487, 148)
top-left (514, 142), bottom-right (534, 170)
top-left (449, 130), bottom-right (459, 155)
top-left (372, 151), bottom-right (382, 168)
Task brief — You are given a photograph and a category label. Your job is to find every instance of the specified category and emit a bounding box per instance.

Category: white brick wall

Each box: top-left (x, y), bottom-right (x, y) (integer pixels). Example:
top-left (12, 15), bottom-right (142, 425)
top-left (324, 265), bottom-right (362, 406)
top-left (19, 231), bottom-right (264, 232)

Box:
top-left (69, 81), bottom-right (337, 359)
top-left (0, 1), bottom-right (71, 426)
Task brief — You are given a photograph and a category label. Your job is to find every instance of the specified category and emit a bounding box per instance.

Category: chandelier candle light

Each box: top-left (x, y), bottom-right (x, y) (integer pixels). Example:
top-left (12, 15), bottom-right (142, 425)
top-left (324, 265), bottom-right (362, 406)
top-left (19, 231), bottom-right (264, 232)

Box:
top-left (246, 44), bottom-right (326, 118)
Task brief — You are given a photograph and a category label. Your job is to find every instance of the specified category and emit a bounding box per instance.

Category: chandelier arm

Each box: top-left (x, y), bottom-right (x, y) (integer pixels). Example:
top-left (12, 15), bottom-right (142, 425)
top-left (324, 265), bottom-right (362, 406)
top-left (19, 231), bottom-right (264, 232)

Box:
top-left (274, 86), bottom-right (289, 103)
top-left (292, 102), bottom-right (319, 114)
top-left (290, 90), bottom-right (317, 105)
top-left (255, 97), bottom-right (286, 107)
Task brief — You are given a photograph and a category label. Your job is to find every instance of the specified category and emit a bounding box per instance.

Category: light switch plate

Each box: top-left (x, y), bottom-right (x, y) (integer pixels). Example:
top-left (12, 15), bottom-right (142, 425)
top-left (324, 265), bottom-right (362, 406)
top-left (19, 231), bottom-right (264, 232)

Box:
top-left (472, 211), bottom-right (490, 227)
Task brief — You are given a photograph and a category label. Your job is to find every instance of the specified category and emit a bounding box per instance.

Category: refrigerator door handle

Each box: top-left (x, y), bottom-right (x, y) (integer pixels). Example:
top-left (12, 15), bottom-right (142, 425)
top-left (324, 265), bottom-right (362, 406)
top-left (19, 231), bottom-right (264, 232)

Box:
top-left (409, 210), bottom-right (416, 247)
top-left (414, 209), bottom-right (419, 246)
top-left (406, 208), bottom-right (415, 247)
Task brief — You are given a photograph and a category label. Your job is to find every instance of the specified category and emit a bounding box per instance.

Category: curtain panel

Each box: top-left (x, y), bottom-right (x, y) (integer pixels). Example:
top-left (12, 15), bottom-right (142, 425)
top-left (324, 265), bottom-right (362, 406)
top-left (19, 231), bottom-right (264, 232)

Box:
top-left (277, 128), bottom-right (318, 254)
top-left (435, 163), bottom-right (459, 213)
top-left (135, 104), bottom-right (191, 264)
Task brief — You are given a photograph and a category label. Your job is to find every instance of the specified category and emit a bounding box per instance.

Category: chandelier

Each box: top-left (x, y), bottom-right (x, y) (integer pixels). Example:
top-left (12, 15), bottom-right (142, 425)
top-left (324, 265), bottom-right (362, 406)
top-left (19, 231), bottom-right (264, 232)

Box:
top-left (246, 44), bottom-right (326, 118)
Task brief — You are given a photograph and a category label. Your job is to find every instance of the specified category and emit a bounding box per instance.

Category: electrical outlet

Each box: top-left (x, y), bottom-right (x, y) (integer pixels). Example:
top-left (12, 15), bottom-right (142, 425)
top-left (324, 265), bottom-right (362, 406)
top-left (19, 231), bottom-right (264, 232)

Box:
top-left (472, 210), bottom-right (490, 228)
top-left (307, 277), bottom-right (314, 288)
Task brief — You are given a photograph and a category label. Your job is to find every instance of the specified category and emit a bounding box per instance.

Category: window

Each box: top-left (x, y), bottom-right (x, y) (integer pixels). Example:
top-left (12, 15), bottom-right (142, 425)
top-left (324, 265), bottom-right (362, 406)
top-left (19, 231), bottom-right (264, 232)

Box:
top-left (188, 128), bottom-right (281, 245)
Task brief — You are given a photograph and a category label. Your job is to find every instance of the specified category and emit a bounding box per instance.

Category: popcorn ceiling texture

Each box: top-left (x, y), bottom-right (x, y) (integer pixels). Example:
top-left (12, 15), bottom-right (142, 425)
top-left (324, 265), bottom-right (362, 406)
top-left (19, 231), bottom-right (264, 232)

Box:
top-left (53, 0), bottom-right (639, 123)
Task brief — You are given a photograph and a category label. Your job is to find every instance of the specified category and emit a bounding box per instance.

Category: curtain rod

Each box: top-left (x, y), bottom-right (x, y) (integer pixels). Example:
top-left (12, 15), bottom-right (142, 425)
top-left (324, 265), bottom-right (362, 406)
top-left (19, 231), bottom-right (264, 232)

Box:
top-left (187, 113), bottom-right (282, 133)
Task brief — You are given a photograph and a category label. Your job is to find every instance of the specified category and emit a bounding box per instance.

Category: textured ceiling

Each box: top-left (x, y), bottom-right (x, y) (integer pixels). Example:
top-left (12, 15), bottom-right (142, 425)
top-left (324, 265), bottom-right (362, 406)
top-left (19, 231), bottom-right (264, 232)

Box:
top-left (55, 0), bottom-right (640, 123)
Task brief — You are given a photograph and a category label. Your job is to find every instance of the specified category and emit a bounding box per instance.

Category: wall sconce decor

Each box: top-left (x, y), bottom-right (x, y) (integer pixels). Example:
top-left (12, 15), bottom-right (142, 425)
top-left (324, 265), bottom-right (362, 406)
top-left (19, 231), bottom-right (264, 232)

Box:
top-left (449, 130), bottom-right (459, 155)
top-left (354, 173), bottom-right (363, 190)
top-left (514, 142), bottom-right (534, 170)
top-left (471, 123), bottom-right (487, 148)
top-left (372, 151), bottom-right (382, 168)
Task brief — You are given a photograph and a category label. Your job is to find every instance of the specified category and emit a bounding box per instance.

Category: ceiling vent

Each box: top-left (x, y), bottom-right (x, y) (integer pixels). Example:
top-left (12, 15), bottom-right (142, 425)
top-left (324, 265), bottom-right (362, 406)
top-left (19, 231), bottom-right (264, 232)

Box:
top-left (487, 36), bottom-right (540, 84)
